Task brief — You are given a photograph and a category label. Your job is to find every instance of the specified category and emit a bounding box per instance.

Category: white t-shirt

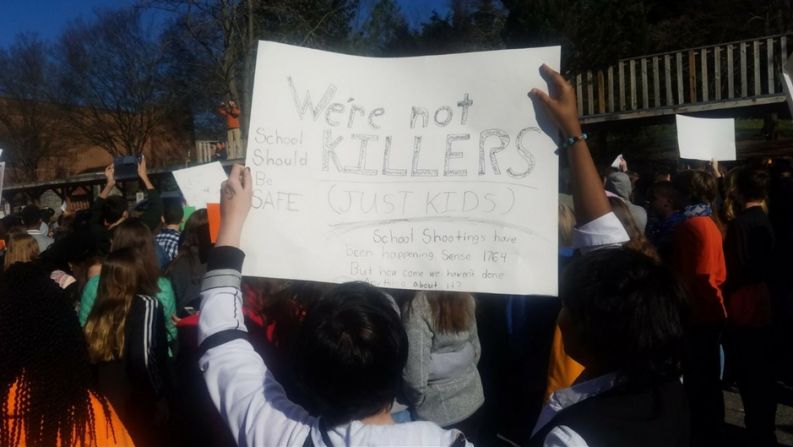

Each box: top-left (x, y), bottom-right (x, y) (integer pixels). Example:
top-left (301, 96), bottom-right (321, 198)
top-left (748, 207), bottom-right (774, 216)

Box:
top-left (198, 267), bottom-right (470, 447)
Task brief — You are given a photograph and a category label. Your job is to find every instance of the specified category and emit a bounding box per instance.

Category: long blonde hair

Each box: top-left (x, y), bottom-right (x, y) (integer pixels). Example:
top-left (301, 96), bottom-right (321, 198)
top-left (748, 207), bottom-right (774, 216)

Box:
top-left (608, 197), bottom-right (660, 263)
top-left (4, 232), bottom-right (39, 269)
top-left (84, 248), bottom-right (157, 362)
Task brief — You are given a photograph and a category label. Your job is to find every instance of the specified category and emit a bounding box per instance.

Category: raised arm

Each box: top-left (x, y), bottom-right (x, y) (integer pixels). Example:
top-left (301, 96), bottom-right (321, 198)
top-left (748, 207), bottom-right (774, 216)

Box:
top-left (137, 156), bottom-right (163, 232)
top-left (198, 165), bottom-right (314, 447)
top-left (98, 164), bottom-right (116, 200)
top-left (530, 64), bottom-right (610, 226)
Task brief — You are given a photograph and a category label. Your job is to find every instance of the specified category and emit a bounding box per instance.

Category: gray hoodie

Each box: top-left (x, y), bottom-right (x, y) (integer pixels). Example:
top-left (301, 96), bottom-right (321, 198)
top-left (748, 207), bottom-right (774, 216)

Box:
top-left (605, 171), bottom-right (648, 233)
top-left (402, 292), bottom-right (484, 426)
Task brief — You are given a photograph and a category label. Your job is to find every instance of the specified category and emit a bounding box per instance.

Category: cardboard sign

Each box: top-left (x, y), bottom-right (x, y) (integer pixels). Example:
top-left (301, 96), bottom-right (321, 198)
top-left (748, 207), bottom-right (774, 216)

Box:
top-left (242, 41), bottom-right (561, 296)
top-left (207, 203), bottom-right (221, 244)
top-left (172, 162), bottom-right (228, 208)
top-left (783, 56), bottom-right (793, 118)
top-left (675, 114), bottom-right (736, 161)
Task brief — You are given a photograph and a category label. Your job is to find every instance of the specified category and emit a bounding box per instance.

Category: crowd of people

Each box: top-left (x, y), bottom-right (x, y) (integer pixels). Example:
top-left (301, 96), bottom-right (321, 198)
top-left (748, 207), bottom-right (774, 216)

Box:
top-left (1, 65), bottom-right (792, 447)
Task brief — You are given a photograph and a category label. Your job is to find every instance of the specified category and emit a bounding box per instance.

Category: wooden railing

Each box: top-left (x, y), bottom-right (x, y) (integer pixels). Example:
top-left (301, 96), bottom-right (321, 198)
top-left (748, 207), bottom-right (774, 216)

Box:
top-left (573, 34), bottom-right (792, 122)
top-left (195, 140), bottom-right (220, 163)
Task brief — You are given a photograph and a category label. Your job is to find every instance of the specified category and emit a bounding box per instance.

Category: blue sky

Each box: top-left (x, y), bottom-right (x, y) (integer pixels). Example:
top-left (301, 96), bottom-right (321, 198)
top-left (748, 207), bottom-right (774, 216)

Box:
top-left (0, 0), bottom-right (450, 48)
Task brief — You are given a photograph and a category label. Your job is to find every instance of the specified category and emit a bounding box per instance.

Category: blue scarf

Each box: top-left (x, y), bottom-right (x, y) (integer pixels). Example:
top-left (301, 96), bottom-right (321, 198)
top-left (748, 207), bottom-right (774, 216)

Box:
top-left (650, 203), bottom-right (712, 254)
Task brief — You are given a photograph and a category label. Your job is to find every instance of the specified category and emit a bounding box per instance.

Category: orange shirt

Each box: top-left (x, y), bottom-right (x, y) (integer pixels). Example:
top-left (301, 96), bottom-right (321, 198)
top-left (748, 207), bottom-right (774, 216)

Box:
top-left (545, 325), bottom-right (585, 400)
top-left (5, 380), bottom-right (135, 446)
top-left (672, 216), bottom-right (727, 325)
top-left (218, 105), bottom-right (241, 129)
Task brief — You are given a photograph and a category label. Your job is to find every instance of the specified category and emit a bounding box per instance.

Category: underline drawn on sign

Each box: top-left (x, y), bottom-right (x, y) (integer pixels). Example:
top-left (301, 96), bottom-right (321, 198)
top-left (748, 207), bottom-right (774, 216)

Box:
top-left (323, 215), bottom-right (548, 243)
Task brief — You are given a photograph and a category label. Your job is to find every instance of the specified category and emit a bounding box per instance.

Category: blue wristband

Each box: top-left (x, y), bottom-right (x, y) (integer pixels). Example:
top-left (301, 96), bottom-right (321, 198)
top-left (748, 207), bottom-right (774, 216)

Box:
top-left (555, 133), bottom-right (588, 155)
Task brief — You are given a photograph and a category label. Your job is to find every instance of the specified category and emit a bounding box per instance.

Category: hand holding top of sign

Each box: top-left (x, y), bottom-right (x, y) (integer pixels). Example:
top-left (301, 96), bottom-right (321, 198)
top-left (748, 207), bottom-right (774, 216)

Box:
top-left (530, 64), bottom-right (583, 138)
top-left (708, 158), bottom-right (722, 178)
top-left (216, 164), bottom-right (252, 249)
top-left (529, 64), bottom-right (609, 225)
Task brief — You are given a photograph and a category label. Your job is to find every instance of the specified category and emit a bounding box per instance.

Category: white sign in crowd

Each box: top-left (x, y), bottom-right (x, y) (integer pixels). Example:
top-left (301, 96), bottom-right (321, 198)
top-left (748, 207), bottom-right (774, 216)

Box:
top-left (172, 162), bottom-right (227, 208)
top-left (676, 114), bottom-right (737, 161)
top-left (238, 41), bottom-right (561, 296)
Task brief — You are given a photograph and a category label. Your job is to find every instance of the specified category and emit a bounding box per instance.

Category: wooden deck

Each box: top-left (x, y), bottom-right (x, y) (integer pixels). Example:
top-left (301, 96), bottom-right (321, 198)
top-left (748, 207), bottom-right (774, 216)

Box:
top-left (573, 34), bottom-right (792, 123)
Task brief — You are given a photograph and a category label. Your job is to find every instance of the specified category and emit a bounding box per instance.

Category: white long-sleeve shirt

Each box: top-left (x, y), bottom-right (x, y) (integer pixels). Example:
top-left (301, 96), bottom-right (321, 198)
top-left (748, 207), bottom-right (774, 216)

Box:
top-left (198, 247), bottom-right (471, 447)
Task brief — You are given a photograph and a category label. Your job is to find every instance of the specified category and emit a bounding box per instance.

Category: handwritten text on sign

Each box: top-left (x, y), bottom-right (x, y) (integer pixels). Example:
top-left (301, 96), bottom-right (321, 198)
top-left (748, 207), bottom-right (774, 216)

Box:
top-left (242, 42), bottom-right (560, 295)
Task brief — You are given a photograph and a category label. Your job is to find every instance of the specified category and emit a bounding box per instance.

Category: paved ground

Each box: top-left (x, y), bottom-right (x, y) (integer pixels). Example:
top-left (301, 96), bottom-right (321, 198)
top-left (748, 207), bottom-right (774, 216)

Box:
top-left (724, 383), bottom-right (793, 446)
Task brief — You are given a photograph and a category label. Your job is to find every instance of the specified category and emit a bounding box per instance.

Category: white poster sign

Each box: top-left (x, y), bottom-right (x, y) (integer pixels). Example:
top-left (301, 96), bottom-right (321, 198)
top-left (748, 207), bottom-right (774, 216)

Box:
top-left (242, 42), bottom-right (560, 296)
top-left (611, 154), bottom-right (623, 169)
top-left (676, 114), bottom-right (736, 161)
top-left (172, 162), bottom-right (227, 207)
top-left (783, 56), bottom-right (793, 118)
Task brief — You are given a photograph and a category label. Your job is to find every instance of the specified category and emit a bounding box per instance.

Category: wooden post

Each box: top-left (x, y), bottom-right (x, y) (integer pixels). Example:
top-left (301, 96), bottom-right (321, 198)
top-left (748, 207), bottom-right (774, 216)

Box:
top-left (619, 61), bottom-right (626, 111)
top-left (652, 56), bottom-right (660, 107)
top-left (607, 66), bottom-right (615, 112)
top-left (689, 50), bottom-right (697, 102)
top-left (664, 54), bottom-right (673, 105)
top-left (714, 46), bottom-right (721, 100)
top-left (630, 59), bottom-right (637, 110)
top-left (701, 48), bottom-right (709, 102)
top-left (587, 71), bottom-right (594, 115)
top-left (727, 44), bottom-right (735, 99)
top-left (767, 38), bottom-right (774, 94)
top-left (576, 74), bottom-right (583, 117)
top-left (753, 40), bottom-right (761, 95)
top-left (597, 71), bottom-right (606, 114)
top-left (642, 58), bottom-right (650, 109)
top-left (676, 52), bottom-right (684, 104)
top-left (641, 58), bottom-right (649, 108)
top-left (740, 42), bottom-right (748, 97)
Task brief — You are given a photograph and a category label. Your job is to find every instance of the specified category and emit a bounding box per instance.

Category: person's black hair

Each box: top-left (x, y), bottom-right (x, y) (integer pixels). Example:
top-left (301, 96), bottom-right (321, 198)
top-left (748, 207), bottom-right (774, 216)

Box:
top-left (103, 196), bottom-right (127, 225)
top-left (734, 167), bottom-right (769, 202)
top-left (295, 282), bottom-right (408, 427)
top-left (21, 205), bottom-right (41, 228)
top-left (162, 199), bottom-right (184, 226)
top-left (0, 262), bottom-right (114, 446)
top-left (2, 215), bottom-right (22, 231)
top-left (559, 248), bottom-right (689, 386)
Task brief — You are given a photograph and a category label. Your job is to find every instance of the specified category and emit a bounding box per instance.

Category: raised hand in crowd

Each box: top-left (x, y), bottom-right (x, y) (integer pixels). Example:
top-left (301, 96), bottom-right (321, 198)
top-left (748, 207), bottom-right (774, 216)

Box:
top-left (530, 64), bottom-right (611, 227)
top-left (138, 154), bottom-right (154, 190)
top-left (99, 164), bottom-right (116, 199)
top-left (216, 164), bottom-right (252, 249)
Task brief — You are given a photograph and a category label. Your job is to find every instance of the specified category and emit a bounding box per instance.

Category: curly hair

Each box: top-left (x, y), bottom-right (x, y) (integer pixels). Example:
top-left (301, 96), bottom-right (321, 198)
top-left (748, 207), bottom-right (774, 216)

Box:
top-left (0, 262), bottom-right (114, 446)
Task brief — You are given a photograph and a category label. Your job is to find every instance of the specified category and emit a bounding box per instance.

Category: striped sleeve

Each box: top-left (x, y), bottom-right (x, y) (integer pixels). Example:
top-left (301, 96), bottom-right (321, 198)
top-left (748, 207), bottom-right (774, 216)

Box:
top-left (127, 295), bottom-right (169, 397)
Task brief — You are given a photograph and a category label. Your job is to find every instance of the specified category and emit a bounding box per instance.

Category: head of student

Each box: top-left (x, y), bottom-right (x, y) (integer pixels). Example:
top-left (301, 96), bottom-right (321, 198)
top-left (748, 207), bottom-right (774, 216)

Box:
top-left (295, 281), bottom-right (408, 427)
top-left (673, 170), bottom-right (717, 207)
top-left (21, 205), bottom-right (42, 230)
top-left (647, 181), bottom-right (678, 220)
top-left (110, 218), bottom-right (160, 283)
top-left (162, 199), bottom-right (184, 228)
top-left (4, 232), bottom-right (40, 269)
top-left (729, 166), bottom-right (769, 209)
top-left (557, 248), bottom-right (688, 385)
